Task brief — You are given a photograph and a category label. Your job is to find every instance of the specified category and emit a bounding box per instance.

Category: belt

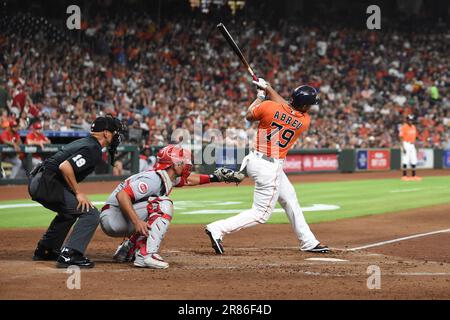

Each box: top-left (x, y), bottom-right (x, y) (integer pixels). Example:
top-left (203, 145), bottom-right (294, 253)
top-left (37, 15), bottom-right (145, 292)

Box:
top-left (261, 154), bottom-right (275, 163)
top-left (253, 151), bottom-right (278, 163)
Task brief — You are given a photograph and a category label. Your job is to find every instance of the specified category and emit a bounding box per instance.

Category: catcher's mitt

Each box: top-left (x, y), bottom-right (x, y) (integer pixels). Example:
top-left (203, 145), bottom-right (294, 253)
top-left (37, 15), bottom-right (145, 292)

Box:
top-left (213, 168), bottom-right (245, 185)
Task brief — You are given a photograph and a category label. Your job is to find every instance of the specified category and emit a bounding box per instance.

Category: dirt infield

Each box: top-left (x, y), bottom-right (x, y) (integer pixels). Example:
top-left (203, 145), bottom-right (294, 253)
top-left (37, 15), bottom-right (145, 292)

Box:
top-left (1, 169), bottom-right (449, 201)
top-left (0, 204), bottom-right (449, 300)
top-left (0, 170), bottom-right (449, 299)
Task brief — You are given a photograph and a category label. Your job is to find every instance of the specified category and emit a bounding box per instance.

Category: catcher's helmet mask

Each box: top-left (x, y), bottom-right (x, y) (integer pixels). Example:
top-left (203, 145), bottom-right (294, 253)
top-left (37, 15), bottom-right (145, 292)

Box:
top-left (155, 145), bottom-right (192, 178)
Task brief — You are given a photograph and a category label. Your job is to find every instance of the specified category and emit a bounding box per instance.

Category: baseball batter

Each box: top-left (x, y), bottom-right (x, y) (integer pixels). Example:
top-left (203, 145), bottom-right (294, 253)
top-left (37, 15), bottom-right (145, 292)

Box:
top-left (399, 114), bottom-right (421, 181)
top-left (205, 78), bottom-right (329, 254)
top-left (99, 144), bottom-right (244, 269)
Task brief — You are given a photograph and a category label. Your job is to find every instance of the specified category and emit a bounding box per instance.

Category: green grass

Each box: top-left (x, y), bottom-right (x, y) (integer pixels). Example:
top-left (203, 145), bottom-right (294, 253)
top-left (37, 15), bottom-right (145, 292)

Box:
top-left (0, 176), bottom-right (449, 229)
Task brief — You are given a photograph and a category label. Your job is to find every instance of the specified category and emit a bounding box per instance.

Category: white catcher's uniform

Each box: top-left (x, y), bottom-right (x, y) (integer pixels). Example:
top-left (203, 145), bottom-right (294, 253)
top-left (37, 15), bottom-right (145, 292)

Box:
top-left (207, 100), bottom-right (320, 250)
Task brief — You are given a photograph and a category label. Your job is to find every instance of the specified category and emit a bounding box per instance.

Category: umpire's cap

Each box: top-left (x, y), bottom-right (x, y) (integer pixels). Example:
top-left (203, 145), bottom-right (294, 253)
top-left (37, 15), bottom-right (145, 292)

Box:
top-left (91, 116), bottom-right (122, 133)
top-left (291, 85), bottom-right (320, 108)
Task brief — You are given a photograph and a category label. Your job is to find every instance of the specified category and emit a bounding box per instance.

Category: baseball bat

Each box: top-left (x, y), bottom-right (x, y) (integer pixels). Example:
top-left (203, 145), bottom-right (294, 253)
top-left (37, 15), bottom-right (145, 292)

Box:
top-left (217, 23), bottom-right (258, 81)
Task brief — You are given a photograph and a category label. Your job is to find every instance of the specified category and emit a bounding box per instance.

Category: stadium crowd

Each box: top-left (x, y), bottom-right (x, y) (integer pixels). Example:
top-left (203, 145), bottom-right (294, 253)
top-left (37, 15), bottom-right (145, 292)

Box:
top-left (0, 10), bottom-right (449, 162)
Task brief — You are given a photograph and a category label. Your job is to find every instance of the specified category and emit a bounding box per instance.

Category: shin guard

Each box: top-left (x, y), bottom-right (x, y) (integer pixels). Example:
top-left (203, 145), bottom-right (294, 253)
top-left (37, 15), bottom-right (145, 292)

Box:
top-left (142, 197), bottom-right (174, 255)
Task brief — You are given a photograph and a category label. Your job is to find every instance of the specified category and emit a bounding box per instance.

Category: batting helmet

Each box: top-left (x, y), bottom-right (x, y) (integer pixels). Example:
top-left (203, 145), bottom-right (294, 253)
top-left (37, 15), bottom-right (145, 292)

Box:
top-left (154, 145), bottom-right (192, 178)
top-left (291, 85), bottom-right (320, 109)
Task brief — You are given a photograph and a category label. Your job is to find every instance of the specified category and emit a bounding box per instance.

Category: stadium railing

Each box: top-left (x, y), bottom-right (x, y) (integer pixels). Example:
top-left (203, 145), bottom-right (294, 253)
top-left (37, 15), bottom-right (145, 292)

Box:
top-left (0, 144), bottom-right (140, 185)
top-left (1, 145), bottom-right (448, 185)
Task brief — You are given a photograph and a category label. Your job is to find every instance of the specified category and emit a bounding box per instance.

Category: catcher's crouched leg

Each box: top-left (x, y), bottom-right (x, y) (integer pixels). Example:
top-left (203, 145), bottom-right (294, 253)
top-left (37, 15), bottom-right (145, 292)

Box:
top-left (106, 202), bottom-right (149, 263)
top-left (100, 206), bottom-right (136, 238)
top-left (134, 197), bottom-right (173, 269)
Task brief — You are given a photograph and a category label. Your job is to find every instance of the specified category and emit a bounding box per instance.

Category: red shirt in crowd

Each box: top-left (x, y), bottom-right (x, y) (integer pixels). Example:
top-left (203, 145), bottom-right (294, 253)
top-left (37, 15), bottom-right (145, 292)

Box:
top-left (12, 92), bottom-right (27, 111)
top-left (28, 104), bottom-right (41, 117)
top-left (0, 129), bottom-right (21, 144)
top-left (25, 131), bottom-right (49, 144)
top-left (26, 129), bottom-right (50, 159)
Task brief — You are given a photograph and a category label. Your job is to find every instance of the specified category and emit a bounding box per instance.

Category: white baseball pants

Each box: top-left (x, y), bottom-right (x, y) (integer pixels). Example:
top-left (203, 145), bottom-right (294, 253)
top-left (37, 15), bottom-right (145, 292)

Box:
top-left (402, 141), bottom-right (418, 166)
top-left (207, 151), bottom-right (320, 251)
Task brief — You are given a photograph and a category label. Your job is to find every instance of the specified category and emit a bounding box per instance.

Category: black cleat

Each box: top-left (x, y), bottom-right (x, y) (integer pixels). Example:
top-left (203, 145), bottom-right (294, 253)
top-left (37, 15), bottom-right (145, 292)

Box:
top-left (33, 243), bottom-right (61, 261)
top-left (113, 239), bottom-right (135, 263)
top-left (56, 248), bottom-right (95, 268)
top-left (305, 244), bottom-right (330, 253)
top-left (205, 229), bottom-right (224, 255)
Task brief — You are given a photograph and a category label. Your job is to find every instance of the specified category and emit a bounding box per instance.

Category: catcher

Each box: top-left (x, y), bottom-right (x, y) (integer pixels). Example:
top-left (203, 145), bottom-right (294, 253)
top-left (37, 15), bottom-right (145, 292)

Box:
top-left (99, 144), bottom-right (244, 269)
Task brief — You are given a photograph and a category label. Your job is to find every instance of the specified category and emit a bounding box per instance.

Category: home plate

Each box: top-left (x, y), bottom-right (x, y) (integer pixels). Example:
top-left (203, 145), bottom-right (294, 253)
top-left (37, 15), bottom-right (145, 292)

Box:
top-left (305, 258), bottom-right (348, 262)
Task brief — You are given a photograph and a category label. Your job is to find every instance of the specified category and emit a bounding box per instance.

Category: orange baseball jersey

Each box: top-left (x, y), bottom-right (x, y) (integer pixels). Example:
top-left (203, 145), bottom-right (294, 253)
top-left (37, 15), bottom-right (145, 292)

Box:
top-left (399, 123), bottom-right (417, 143)
top-left (252, 100), bottom-right (311, 159)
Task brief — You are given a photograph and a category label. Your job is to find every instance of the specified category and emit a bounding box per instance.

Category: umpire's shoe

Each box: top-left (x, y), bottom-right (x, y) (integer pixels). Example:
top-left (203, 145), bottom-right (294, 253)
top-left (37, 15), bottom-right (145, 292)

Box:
top-left (56, 247), bottom-right (95, 268)
top-left (33, 242), bottom-right (61, 261)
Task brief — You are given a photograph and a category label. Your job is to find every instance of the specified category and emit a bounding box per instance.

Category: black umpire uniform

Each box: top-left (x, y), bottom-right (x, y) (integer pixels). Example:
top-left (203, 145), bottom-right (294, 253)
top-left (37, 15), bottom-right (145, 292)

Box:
top-left (29, 116), bottom-right (124, 268)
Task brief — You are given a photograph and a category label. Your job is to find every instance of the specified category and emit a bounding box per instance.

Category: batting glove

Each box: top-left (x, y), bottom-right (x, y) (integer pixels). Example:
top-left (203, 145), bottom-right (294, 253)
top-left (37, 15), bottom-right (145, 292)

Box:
top-left (252, 77), bottom-right (269, 90)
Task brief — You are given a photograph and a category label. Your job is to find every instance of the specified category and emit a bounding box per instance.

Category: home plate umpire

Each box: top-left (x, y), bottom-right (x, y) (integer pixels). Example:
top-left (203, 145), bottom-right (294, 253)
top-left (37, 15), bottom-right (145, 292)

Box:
top-left (28, 115), bottom-right (125, 268)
